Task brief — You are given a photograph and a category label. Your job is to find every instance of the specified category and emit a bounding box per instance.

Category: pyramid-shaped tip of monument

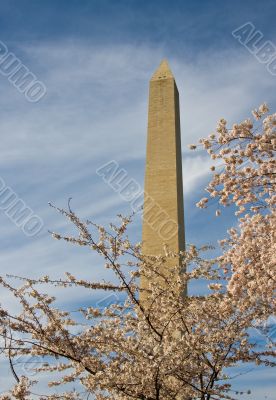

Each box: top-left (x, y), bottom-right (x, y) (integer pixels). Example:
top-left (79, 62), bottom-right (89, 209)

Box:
top-left (151, 59), bottom-right (175, 81)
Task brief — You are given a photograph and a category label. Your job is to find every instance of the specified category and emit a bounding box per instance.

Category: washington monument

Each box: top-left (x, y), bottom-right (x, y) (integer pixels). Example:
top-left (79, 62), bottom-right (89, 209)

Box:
top-left (141, 60), bottom-right (185, 301)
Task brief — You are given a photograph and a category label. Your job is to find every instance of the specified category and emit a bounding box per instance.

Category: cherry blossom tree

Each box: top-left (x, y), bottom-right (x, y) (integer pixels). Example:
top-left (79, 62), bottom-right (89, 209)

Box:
top-left (192, 104), bottom-right (275, 314)
top-left (0, 105), bottom-right (275, 400)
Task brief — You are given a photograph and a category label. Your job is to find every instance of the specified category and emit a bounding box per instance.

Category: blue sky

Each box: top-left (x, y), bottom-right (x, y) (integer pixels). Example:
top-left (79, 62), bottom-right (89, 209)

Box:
top-left (0, 0), bottom-right (275, 397)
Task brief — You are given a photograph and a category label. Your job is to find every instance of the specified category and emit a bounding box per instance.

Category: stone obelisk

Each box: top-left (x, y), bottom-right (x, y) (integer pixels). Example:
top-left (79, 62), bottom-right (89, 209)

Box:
top-left (141, 60), bottom-right (185, 302)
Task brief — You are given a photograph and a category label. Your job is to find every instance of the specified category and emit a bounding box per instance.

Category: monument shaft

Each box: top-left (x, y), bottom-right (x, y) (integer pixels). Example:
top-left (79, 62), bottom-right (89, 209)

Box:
top-left (141, 60), bottom-right (185, 300)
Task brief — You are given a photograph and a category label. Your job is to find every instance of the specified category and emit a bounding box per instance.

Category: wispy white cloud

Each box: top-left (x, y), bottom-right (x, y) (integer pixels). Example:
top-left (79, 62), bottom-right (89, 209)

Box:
top-left (1, 41), bottom-right (275, 166)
